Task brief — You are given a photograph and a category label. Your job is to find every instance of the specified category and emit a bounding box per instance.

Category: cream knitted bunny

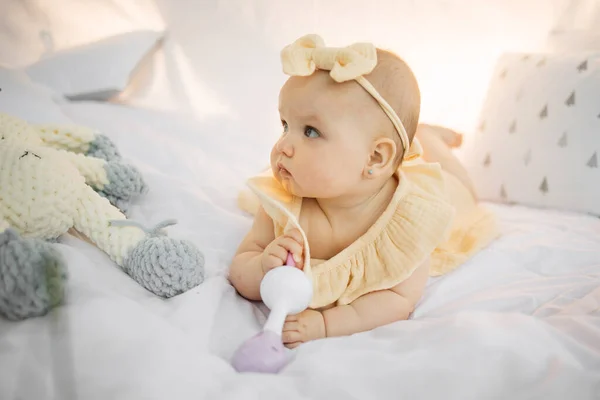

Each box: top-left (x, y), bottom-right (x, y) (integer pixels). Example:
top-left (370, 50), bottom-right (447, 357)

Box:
top-left (0, 113), bottom-right (205, 320)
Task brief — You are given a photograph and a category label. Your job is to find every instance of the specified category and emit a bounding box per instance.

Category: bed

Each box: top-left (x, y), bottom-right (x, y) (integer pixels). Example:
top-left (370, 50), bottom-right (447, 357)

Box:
top-left (2, 1), bottom-right (600, 398)
top-left (0, 98), bottom-right (599, 400)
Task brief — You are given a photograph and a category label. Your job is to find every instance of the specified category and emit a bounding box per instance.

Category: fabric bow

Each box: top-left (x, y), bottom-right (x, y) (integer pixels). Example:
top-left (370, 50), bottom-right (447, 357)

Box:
top-left (281, 34), bottom-right (377, 82)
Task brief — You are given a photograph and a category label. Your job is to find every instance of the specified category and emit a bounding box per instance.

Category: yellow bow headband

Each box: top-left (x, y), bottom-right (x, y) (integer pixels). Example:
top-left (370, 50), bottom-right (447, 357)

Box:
top-left (281, 34), bottom-right (412, 158)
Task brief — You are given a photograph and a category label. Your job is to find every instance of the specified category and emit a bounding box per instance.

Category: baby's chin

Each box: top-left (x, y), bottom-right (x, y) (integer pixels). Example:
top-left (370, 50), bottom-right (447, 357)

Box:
top-left (277, 175), bottom-right (299, 195)
top-left (283, 182), bottom-right (327, 199)
top-left (274, 174), bottom-right (307, 197)
top-left (272, 167), bottom-right (327, 198)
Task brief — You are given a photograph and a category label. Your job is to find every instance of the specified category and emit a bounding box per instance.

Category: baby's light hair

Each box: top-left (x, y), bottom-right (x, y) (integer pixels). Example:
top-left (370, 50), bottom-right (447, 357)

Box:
top-left (365, 49), bottom-right (421, 166)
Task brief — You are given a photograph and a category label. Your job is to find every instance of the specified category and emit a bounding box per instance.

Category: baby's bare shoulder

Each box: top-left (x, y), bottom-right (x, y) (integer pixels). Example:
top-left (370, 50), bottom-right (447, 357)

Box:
top-left (300, 198), bottom-right (373, 260)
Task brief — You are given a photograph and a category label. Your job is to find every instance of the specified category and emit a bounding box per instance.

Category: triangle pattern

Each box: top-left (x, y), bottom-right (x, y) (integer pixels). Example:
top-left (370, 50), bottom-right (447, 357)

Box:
top-left (587, 152), bottom-right (598, 168)
top-left (540, 104), bottom-right (548, 119)
top-left (577, 60), bottom-right (588, 72)
top-left (539, 177), bottom-right (549, 194)
top-left (565, 91), bottom-right (576, 106)
top-left (483, 153), bottom-right (491, 167)
top-left (478, 120), bottom-right (486, 132)
top-left (557, 132), bottom-right (568, 147)
top-left (524, 149), bottom-right (532, 165)
top-left (516, 88), bottom-right (523, 101)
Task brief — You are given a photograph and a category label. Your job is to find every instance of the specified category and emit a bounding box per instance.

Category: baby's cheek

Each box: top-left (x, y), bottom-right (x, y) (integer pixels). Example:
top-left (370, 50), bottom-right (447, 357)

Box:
top-left (310, 162), bottom-right (345, 189)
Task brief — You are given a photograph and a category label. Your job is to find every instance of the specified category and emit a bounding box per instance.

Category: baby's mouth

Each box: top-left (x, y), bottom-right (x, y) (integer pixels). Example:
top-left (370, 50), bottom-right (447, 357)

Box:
top-left (277, 163), bottom-right (291, 177)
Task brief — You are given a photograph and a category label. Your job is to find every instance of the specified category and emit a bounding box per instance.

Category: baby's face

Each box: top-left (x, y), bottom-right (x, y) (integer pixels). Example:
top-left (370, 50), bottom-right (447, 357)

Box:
top-left (271, 71), bottom-right (378, 198)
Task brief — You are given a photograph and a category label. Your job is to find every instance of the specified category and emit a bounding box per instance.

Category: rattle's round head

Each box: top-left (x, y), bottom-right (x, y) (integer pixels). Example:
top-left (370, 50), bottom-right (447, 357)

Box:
top-left (260, 265), bottom-right (312, 315)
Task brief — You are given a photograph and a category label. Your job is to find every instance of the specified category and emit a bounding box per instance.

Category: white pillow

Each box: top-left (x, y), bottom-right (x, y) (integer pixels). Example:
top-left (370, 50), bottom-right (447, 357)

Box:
top-left (0, 0), bottom-right (164, 68)
top-left (459, 51), bottom-right (600, 216)
top-left (23, 30), bottom-right (164, 101)
top-left (0, 65), bottom-right (73, 124)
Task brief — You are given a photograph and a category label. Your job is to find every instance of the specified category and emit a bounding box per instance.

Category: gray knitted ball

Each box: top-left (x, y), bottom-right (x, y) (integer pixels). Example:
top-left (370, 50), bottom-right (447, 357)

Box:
top-left (0, 229), bottom-right (68, 321)
top-left (123, 236), bottom-right (205, 298)
top-left (103, 162), bottom-right (148, 199)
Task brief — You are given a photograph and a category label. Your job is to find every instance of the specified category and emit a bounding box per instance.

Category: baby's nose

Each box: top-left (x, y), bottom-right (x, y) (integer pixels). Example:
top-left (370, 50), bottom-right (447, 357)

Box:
top-left (275, 136), bottom-right (294, 157)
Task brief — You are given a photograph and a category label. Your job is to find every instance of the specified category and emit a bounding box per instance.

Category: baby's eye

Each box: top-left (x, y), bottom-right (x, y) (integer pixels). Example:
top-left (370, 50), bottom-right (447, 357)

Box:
top-left (304, 126), bottom-right (320, 138)
top-left (281, 120), bottom-right (288, 133)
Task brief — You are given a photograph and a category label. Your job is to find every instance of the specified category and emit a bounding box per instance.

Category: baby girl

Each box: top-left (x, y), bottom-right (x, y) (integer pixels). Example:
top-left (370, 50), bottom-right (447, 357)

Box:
top-left (229, 34), bottom-right (496, 348)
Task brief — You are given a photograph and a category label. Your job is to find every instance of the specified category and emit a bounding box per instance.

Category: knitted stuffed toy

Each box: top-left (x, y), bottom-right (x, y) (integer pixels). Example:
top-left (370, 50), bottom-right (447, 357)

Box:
top-left (0, 219), bottom-right (67, 320)
top-left (0, 113), bottom-right (205, 320)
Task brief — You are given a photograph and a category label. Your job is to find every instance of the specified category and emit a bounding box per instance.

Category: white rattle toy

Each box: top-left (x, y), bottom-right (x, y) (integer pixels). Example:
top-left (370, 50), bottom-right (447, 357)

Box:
top-left (231, 252), bottom-right (313, 373)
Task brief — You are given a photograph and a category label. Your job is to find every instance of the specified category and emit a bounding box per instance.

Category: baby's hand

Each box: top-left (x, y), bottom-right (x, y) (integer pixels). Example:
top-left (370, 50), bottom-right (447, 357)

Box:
top-left (261, 228), bottom-right (304, 273)
top-left (282, 309), bottom-right (326, 348)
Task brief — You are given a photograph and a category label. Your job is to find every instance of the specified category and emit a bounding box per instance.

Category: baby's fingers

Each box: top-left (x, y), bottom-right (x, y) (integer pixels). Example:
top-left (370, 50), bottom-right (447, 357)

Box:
top-left (284, 229), bottom-right (304, 246)
top-left (262, 254), bottom-right (286, 271)
top-left (283, 229), bottom-right (305, 266)
top-left (277, 237), bottom-right (303, 265)
top-left (282, 330), bottom-right (302, 344)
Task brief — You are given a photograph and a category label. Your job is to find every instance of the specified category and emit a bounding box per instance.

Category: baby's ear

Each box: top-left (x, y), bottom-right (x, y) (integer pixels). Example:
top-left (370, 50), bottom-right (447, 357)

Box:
top-left (366, 137), bottom-right (397, 175)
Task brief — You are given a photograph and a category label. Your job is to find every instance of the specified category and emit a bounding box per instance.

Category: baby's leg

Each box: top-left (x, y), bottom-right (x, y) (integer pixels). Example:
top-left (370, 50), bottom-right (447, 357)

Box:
top-left (415, 124), bottom-right (476, 198)
top-left (418, 123), bottom-right (463, 148)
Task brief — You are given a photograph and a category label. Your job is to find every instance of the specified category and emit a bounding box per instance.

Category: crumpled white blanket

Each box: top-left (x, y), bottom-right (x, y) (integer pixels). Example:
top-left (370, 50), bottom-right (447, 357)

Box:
top-left (1, 102), bottom-right (599, 400)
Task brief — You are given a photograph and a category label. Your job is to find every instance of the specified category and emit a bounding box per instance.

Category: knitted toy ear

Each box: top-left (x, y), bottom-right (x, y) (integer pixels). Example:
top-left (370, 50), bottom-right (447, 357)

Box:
top-left (34, 122), bottom-right (147, 215)
top-left (32, 122), bottom-right (121, 161)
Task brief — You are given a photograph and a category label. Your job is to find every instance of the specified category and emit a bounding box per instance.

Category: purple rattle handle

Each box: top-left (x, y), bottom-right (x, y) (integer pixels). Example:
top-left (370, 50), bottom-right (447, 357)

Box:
top-left (231, 330), bottom-right (290, 373)
top-left (231, 252), bottom-right (296, 373)
top-left (285, 252), bottom-right (296, 268)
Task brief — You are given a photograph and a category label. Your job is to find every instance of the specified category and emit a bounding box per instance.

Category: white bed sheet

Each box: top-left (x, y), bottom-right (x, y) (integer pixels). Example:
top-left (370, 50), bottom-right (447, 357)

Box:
top-left (1, 102), bottom-right (599, 400)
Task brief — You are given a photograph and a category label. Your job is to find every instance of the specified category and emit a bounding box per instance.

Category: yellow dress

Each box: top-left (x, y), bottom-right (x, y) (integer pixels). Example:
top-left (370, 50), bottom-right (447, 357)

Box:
top-left (237, 140), bottom-right (498, 309)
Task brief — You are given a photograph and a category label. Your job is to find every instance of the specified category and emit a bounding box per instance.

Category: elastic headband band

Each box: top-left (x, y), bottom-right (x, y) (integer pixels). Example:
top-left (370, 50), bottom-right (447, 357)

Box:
top-left (280, 34), bottom-right (411, 158)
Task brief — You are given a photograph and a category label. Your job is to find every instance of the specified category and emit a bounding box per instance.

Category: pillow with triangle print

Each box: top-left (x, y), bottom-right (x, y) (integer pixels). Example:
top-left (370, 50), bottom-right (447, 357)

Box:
top-left (459, 51), bottom-right (600, 216)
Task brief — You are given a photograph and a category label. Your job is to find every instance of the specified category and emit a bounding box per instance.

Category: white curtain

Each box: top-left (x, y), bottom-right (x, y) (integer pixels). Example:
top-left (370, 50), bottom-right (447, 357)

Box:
top-left (150, 0), bottom-right (577, 134)
top-left (1, 0), bottom-right (596, 134)
top-left (549, 0), bottom-right (600, 31)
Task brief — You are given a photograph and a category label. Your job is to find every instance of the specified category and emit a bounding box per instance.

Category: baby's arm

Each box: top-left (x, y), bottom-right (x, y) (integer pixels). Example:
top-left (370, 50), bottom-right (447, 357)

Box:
top-left (323, 256), bottom-right (431, 337)
top-left (228, 206), bottom-right (276, 301)
top-left (229, 206), bottom-right (304, 301)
